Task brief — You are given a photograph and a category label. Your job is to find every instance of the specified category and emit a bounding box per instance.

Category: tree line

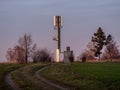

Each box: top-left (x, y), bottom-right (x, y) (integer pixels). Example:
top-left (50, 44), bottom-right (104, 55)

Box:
top-left (6, 27), bottom-right (120, 63)
top-left (6, 34), bottom-right (53, 63)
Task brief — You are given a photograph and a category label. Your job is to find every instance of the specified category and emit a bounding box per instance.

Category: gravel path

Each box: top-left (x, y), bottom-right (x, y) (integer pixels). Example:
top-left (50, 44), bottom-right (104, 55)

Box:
top-left (5, 72), bottom-right (21, 90)
top-left (35, 66), bottom-right (69, 90)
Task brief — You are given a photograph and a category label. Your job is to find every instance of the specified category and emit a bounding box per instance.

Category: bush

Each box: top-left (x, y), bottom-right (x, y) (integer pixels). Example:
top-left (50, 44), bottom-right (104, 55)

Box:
top-left (69, 54), bottom-right (74, 62)
top-left (32, 48), bottom-right (52, 63)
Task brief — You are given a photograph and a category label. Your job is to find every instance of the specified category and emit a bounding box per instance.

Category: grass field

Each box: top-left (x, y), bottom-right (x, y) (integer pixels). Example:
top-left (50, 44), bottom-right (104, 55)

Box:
top-left (11, 63), bottom-right (59, 90)
top-left (40, 63), bottom-right (120, 90)
top-left (0, 62), bottom-right (120, 90)
top-left (0, 63), bottom-right (26, 90)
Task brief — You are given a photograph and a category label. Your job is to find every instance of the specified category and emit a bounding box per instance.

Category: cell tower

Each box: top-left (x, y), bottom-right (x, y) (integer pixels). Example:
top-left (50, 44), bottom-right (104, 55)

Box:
top-left (53, 16), bottom-right (63, 62)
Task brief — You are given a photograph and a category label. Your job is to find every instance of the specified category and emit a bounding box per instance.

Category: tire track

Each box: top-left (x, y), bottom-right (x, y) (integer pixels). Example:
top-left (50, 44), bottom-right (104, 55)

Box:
top-left (5, 64), bottom-right (69, 90)
top-left (5, 71), bottom-right (21, 90)
top-left (35, 66), bottom-right (69, 90)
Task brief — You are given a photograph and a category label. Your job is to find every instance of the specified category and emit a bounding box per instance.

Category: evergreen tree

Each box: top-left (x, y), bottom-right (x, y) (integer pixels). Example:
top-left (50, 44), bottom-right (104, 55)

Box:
top-left (91, 27), bottom-right (106, 60)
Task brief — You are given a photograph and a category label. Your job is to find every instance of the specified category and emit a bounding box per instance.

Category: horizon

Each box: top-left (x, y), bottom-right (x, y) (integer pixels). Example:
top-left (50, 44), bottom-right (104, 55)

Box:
top-left (0, 0), bottom-right (120, 62)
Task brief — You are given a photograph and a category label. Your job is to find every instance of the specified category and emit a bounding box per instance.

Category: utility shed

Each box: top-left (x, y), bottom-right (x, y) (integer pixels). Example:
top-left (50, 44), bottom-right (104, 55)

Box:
top-left (64, 47), bottom-right (73, 63)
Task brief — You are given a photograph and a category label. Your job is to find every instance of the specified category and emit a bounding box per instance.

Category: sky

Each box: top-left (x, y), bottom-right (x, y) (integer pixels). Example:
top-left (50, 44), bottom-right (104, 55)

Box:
top-left (0, 0), bottom-right (120, 62)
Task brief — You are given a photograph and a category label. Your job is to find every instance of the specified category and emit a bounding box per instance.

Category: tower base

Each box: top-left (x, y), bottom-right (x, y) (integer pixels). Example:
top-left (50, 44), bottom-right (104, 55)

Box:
top-left (56, 49), bottom-right (60, 62)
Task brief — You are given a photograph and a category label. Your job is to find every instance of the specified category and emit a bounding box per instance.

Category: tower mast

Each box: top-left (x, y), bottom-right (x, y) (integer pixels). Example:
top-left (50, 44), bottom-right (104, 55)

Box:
top-left (53, 16), bottom-right (62, 62)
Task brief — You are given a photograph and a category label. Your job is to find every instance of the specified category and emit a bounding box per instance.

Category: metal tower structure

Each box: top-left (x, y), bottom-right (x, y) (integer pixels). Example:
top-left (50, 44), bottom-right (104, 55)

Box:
top-left (53, 16), bottom-right (63, 62)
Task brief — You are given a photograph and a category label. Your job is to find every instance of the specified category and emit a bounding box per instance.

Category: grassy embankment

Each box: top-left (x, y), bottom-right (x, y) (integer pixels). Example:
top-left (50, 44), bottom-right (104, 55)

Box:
top-left (40, 62), bottom-right (120, 90)
top-left (0, 63), bottom-right (26, 90)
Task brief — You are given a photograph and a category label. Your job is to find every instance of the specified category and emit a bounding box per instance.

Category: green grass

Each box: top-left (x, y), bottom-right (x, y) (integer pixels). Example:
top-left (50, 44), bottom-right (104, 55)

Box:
top-left (0, 63), bottom-right (26, 90)
top-left (1, 62), bottom-right (119, 90)
top-left (11, 63), bottom-right (59, 90)
top-left (11, 63), bottom-right (45, 90)
top-left (28, 63), bottom-right (49, 76)
top-left (40, 63), bottom-right (120, 90)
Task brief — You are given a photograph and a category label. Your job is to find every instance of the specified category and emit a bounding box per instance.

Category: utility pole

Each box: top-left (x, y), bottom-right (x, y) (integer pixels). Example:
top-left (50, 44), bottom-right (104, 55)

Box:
top-left (53, 16), bottom-right (62, 62)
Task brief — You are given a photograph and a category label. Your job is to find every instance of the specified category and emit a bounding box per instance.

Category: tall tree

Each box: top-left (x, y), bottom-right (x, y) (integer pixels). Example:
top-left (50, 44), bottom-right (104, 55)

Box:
top-left (91, 27), bottom-right (106, 60)
top-left (6, 33), bottom-right (35, 63)
top-left (103, 35), bottom-right (120, 61)
top-left (18, 33), bottom-right (33, 63)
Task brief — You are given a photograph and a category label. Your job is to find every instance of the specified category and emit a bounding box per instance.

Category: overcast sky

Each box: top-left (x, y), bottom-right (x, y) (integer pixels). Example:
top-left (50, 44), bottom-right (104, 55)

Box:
top-left (0, 0), bottom-right (120, 62)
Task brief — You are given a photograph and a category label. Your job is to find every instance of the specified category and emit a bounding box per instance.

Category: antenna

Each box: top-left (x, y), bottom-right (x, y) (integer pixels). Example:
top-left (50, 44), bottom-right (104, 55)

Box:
top-left (53, 16), bottom-right (63, 62)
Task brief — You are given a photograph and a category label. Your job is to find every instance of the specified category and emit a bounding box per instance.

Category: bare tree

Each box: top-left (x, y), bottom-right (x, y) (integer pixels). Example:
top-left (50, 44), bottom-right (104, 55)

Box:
top-left (31, 45), bottom-right (39, 63)
top-left (79, 49), bottom-right (95, 62)
top-left (6, 45), bottom-right (25, 63)
top-left (18, 33), bottom-right (33, 63)
top-left (103, 35), bottom-right (120, 61)
top-left (6, 48), bottom-right (16, 63)
top-left (78, 42), bottom-right (95, 61)
top-left (14, 45), bottom-right (25, 63)
top-left (86, 42), bottom-right (96, 59)
top-left (6, 33), bottom-right (35, 63)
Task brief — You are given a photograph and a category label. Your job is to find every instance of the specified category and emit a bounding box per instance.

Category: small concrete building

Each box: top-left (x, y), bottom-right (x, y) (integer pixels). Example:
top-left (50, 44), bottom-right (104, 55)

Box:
top-left (64, 47), bottom-right (74, 63)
